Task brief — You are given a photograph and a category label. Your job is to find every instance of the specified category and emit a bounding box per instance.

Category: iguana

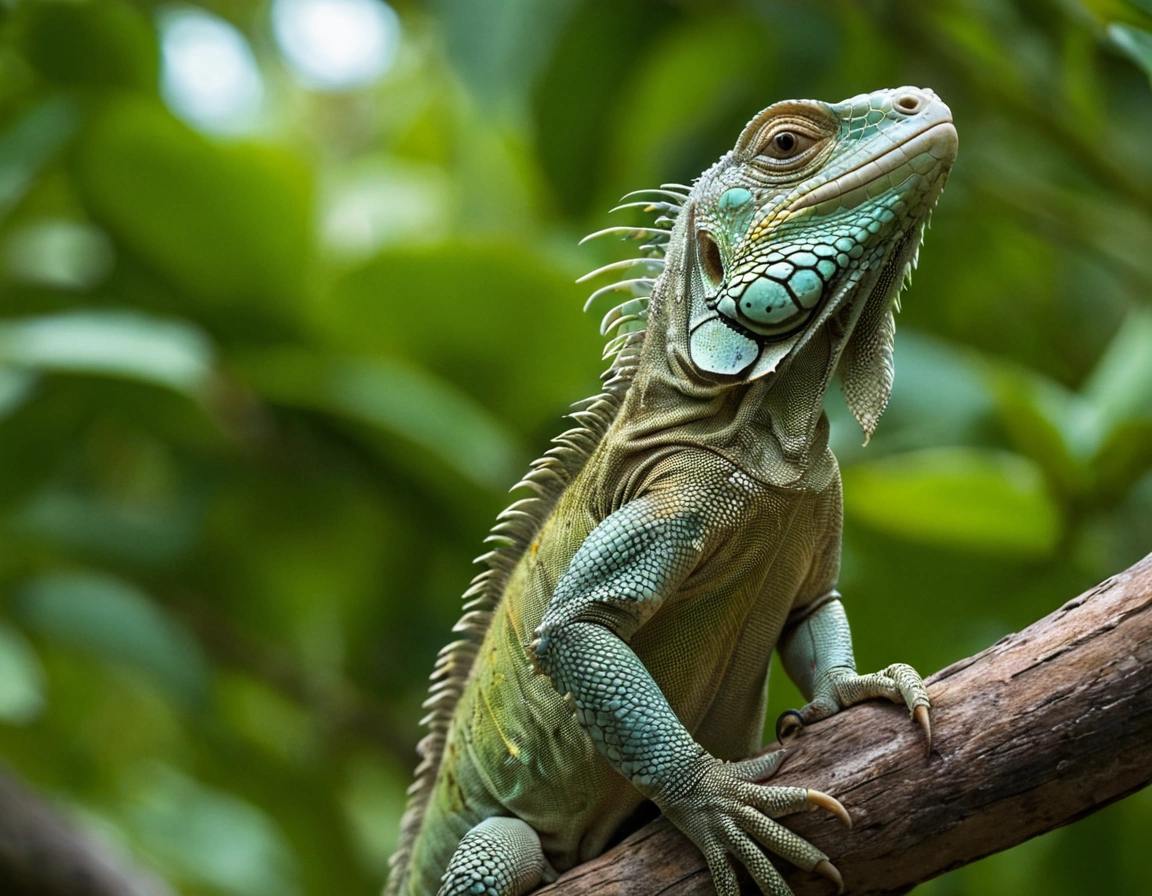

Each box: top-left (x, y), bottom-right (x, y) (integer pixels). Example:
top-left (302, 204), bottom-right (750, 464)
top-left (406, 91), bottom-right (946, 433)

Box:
top-left (386, 86), bottom-right (957, 896)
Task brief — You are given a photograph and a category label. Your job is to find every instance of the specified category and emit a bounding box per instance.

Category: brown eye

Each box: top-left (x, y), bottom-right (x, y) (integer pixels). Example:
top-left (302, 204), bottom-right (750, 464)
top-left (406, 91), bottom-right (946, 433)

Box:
top-left (763, 129), bottom-right (816, 160)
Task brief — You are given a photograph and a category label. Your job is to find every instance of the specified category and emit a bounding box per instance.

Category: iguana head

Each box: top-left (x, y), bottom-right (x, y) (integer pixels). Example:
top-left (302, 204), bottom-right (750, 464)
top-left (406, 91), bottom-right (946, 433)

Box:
top-left (650, 86), bottom-right (956, 440)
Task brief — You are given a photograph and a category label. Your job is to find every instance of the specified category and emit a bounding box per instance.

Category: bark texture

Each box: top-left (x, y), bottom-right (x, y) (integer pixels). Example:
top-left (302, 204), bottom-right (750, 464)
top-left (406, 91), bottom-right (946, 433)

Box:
top-left (3, 557), bottom-right (1150, 896)
top-left (537, 553), bottom-right (1152, 896)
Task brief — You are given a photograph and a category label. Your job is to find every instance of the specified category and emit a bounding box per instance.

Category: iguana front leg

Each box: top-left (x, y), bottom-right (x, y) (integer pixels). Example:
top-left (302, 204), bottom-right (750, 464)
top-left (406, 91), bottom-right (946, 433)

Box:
top-left (531, 496), bottom-right (848, 896)
top-left (777, 599), bottom-right (931, 751)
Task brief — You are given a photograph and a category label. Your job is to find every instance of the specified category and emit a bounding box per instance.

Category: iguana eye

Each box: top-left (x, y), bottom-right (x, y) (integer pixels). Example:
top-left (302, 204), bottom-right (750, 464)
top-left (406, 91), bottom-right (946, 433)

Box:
top-left (763, 130), bottom-right (816, 160)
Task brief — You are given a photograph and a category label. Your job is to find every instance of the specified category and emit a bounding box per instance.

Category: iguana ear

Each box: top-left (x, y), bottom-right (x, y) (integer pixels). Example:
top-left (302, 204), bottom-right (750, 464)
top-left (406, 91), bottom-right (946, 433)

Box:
top-left (838, 295), bottom-right (896, 445)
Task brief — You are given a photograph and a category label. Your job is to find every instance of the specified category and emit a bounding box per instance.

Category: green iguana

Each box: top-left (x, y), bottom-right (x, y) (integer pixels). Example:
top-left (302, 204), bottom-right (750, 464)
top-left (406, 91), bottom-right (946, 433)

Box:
top-left (386, 86), bottom-right (957, 896)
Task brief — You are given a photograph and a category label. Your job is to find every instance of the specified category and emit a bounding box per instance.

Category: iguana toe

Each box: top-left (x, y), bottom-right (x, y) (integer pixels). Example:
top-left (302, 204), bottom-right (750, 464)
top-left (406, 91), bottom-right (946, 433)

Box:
top-left (730, 748), bottom-right (788, 782)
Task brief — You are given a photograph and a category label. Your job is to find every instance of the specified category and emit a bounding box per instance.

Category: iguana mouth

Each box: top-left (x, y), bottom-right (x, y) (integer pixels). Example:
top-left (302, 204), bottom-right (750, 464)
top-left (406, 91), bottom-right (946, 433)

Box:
top-left (791, 120), bottom-right (957, 215)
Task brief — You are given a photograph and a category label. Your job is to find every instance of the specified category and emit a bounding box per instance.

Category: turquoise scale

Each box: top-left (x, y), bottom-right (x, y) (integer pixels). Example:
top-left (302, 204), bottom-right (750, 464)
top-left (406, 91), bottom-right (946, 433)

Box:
top-left (740, 278), bottom-right (796, 326)
top-left (720, 240), bottom-right (836, 336)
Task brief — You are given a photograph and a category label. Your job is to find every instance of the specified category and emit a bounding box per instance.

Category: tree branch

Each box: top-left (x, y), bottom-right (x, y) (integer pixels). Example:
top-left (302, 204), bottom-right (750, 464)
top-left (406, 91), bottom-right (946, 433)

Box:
top-left (3, 557), bottom-right (1149, 895)
top-left (538, 553), bottom-right (1152, 895)
top-left (0, 766), bottom-right (170, 896)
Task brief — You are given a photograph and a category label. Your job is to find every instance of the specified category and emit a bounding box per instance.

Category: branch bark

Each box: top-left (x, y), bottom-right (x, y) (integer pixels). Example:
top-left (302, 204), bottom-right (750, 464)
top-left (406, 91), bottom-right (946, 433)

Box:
top-left (537, 553), bottom-right (1152, 896)
top-left (0, 766), bottom-right (170, 896)
top-left (3, 558), bottom-right (1149, 896)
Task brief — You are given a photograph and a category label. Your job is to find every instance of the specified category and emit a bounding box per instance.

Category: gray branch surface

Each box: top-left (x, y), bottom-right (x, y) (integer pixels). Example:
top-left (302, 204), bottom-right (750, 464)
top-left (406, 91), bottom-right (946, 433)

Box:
top-left (537, 553), bottom-right (1152, 896)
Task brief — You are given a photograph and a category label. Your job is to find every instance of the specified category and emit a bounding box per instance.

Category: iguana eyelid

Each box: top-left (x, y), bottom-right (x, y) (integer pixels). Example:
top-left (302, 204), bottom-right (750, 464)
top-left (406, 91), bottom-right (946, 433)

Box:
top-left (760, 130), bottom-right (822, 163)
top-left (737, 105), bottom-right (837, 157)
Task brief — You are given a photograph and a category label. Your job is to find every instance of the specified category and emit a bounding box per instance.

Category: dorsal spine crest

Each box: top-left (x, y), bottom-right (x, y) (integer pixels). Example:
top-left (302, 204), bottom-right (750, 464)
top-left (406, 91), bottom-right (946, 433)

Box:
top-left (384, 185), bottom-right (683, 895)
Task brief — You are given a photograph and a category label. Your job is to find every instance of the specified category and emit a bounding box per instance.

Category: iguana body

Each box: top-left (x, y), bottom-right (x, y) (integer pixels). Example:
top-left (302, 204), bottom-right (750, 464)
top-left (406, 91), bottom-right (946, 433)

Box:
top-left (387, 87), bottom-right (957, 896)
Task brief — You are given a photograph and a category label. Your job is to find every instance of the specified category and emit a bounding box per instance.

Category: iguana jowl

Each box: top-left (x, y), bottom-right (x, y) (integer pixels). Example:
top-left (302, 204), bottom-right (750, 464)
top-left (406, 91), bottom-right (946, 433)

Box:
top-left (387, 86), bottom-right (957, 896)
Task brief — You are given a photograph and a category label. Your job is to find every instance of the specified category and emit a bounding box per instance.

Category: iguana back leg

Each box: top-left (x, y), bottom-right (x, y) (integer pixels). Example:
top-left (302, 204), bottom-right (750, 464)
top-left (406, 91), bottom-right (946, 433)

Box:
top-left (437, 817), bottom-right (556, 896)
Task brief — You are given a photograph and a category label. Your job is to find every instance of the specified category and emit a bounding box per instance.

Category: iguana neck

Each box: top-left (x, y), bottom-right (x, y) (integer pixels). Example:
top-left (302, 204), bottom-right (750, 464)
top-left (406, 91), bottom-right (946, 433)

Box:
top-left (612, 286), bottom-right (837, 487)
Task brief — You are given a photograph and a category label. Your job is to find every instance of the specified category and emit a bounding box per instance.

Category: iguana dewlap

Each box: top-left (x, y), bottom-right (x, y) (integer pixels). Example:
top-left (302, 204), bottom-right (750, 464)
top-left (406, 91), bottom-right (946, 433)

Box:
top-left (386, 87), bottom-right (957, 896)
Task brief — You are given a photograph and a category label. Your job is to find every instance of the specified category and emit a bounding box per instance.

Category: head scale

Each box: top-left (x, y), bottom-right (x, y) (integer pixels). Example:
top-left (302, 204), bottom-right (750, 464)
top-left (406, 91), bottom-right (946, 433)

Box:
top-left (672, 86), bottom-right (957, 439)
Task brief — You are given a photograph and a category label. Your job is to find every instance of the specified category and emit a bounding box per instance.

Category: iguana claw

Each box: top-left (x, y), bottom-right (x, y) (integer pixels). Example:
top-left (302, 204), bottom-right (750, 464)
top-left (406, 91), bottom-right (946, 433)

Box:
top-left (914, 704), bottom-right (932, 757)
top-left (815, 859), bottom-right (845, 895)
top-left (775, 709), bottom-right (805, 743)
top-left (807, 790), bottom-right (851, 828)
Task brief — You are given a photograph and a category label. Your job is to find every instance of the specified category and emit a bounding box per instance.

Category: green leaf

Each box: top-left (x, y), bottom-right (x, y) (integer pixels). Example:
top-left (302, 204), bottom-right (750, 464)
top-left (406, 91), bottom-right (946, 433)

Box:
top-left (0, 367), bottom-right (38, 420)
top-left (73, 97), bottom-right (314, 322)
top-left (989, 366), bottom-right (1089, 498)
top-left (340, 754), bottom-right (407, 875)
top-left (2, 219), bottom-right (115, 291)
top-left (0, 623), bottom-right (46, 724)
top-left (1081, 309), bottom-right (1152, 439)
top-left (239, 350), bottom-right (523, 491)
top-left (325, 358), bottom-right (523, 491)
top-left (325, 241), bottom-right (602, 436)
top-left (0, 310), bottom-right (214, 395)
top-left (843, 448), bottom-right (1062, 557)
top-left (531, 0), bottom-right (670, 217)
top-left (434, 0), bottom-right (577, 111)
top-left (217, 674), bottom-right (313, 765)
top-left (16, 0), bottom-right (158, 91)
top-left (1092, 418), bottom-right (1152, 501)
top-left (603, 15), bottom-right (775, 200)
top-left (14, 571), bottom-right (209, 706)
top-left (0, 96), bottom-right (82, 219)
top-left (124, 764), bottom-right (301, 896)
top-left (13, 486), bottom-right (200, 566)
top-left (1109, 23), bottom-right (1152, 83)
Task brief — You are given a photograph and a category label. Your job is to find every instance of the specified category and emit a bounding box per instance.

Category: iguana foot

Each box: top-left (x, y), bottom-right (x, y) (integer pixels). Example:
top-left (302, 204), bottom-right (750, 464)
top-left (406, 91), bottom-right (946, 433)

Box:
top-left (776, 662), bottom-right (931, 755)
top-left (658, 757), bottom-right (850, 896)
top-left (728, 746), bottom-right (788, 782)
top-left (437, 817), bottom-right (555, 896)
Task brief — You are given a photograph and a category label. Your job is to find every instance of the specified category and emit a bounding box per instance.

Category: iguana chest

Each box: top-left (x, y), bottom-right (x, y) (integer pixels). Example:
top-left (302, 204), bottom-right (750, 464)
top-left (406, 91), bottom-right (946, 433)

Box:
top-left (443, 458), bottom-right (831, 869)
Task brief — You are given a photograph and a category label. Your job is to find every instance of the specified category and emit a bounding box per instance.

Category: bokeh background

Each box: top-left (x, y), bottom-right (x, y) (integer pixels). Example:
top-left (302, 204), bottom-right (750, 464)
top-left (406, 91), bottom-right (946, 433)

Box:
top-left (0, 0), bottom-right (1150, 893)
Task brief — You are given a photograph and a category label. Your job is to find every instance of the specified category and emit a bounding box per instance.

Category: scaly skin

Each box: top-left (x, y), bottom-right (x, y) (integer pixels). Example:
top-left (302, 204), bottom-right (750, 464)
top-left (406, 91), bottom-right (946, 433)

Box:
top-left (388, 87), bottom-right (957, 896)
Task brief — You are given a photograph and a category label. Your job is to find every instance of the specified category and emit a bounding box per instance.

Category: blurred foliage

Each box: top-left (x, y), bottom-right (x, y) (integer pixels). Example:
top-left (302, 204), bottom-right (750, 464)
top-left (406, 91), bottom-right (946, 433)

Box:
top-left (0, 0), bottom-right (1150, 893)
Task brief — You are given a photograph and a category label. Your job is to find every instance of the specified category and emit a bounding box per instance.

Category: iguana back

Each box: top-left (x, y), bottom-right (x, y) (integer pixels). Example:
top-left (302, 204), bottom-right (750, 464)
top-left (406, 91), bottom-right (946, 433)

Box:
top-left (384, 243), bottom-right (653, 896)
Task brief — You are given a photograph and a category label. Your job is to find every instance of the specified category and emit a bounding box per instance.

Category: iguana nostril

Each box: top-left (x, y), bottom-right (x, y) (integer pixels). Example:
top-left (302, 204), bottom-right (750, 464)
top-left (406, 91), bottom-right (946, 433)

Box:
top-left (895, 93), bottom-right (923, 114)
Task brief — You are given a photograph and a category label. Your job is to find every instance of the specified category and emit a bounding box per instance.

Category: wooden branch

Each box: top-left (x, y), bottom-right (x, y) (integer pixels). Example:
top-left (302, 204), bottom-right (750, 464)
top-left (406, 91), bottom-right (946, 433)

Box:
top-left (0, 766), bottom-right (169, 896)
top-left (538, 553), bottom-right (1152, 895)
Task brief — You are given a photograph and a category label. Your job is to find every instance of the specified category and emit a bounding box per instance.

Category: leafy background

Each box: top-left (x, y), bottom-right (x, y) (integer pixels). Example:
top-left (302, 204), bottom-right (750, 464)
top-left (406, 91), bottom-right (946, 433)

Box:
top-left (0, 0), bottom-right (1150, 894)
